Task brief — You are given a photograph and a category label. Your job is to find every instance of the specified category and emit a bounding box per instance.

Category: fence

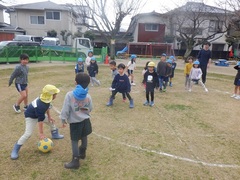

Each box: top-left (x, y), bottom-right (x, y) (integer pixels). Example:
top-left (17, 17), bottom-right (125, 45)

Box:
top-left (0, 46), bottom-right (107, 63)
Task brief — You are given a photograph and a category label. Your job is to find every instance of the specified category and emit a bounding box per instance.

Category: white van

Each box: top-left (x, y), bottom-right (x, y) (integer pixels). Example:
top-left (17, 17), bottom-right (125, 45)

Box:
top-left (41, 37), bottom-right (60, 46)
top-left (13, 35), bottom-right (43, 43)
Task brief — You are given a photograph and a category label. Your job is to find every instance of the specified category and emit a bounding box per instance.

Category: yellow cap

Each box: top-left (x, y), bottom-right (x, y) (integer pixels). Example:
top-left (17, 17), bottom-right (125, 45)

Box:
top-left (40, 84), bottom-right (60, 103)
top-left (148, 62), bottom-right (155, 67)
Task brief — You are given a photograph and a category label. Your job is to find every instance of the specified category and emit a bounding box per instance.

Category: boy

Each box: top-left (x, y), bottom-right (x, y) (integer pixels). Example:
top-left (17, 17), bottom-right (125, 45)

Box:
top-left (75, 58), bottom-right (84, 74)
top-left (169, 56), bottom-right (177, 87)
top-left (10, 84), bottom-right (64, 160)
top-left (142, 62), bottom-right (158, 107)
top-left (9, 53), bottom-right (30, 113)
top-left (60, 73), bottom-right (93, 169)
top-left (162, 59), bottom-right (172, 92)
top-left (109, 60), bottom-right (126, 101)
top-left (157, 53), bottom-right (167, 92)
top-left (89, 56), bottom-right (100, 86)
top-left (107, 63), bottom-right (134, 108)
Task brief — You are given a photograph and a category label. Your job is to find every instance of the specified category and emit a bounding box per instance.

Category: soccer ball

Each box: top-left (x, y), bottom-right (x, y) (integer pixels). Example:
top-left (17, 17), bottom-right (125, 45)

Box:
top-left (38, 138), bottom-right (53, 153)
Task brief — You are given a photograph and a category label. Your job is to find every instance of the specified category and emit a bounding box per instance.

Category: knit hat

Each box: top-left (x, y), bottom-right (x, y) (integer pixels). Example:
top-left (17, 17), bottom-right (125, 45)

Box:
top-left (40, 84), bottom-right (60, 103)
top-left (73, 85), bottom-right (88, 100)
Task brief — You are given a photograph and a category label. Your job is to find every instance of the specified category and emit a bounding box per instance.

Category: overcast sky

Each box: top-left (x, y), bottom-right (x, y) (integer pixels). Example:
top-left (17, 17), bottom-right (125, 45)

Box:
top-left (3, 0), bottom-right (217, 28)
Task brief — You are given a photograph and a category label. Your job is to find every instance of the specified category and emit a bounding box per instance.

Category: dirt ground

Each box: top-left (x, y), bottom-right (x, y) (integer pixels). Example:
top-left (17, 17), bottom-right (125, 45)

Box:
top-left (1, 59), bottom-right (240, 179)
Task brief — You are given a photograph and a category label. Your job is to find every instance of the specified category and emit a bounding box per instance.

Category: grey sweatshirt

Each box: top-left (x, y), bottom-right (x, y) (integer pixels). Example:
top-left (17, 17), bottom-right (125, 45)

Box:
top-left (9, 64), bottom-right (29, 85)
top-left (60, 91), bottom-right (93, 123)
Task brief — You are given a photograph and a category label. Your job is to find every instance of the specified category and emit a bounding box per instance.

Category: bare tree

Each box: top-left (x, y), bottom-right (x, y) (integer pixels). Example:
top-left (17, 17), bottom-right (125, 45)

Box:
top-left (74, 0), bottom-right (146, 59)
top-left (167, 2), bottom-right (232, 59)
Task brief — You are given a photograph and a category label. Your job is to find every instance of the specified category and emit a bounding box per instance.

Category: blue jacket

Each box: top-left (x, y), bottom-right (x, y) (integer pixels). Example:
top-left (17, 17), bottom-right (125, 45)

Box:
top-left (111, 74), bottom-right (131, 93)
top-left (24, 98), bottom-right (50, 122)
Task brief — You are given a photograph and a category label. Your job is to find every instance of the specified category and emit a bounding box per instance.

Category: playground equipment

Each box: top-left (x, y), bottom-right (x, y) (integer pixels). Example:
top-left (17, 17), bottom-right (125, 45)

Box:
top-left (117, 42), bottom-right (175, 58)
top-left (215, 59), bottom-right (229, 67)
top-left (116, 46), bottom-right (128, 58)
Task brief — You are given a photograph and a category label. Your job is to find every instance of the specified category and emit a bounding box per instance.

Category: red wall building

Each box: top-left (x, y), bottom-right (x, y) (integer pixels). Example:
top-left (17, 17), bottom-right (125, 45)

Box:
top-left (137, 23), bottom-right (165, 43)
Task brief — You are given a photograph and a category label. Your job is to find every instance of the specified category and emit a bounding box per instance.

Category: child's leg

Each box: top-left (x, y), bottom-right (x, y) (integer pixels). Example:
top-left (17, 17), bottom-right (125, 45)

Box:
top-left (71, 140), bottom-right (79, 157)
top-left (90, 77), bottom-right (94, 86)
top-left (150, 91), bottom-right (154, 102)
top-left (189, 80), bottom-right (193, 92)
top-left (79, 136), bottom-right (87, 159)
top-left (122, 93), bottom-right (126, 99)
top-left (126, 92), bottom-right (134, 108)
top-left (16, 90), bottom-right (27, 106)
top-left (146, 91), bottom-right (149, 102)
top-left (199, 80), bottom-right (208, 92)
top-left (23, 87), bottom-right (28, 107)
top-left (43, 116), bottom-right (64, 139)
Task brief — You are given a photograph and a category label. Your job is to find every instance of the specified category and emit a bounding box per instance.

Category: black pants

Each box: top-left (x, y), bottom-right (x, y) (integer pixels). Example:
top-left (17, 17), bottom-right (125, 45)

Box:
top-left (146, 91), bottom-right (154, 102)
top-left (111, 90), bottom-right (132, 100)
top-left (200, 65), bottom-right (207, 84)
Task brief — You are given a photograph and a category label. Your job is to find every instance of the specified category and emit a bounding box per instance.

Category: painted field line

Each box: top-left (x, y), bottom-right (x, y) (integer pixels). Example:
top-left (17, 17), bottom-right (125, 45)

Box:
top-left (52, 106), bottom-right (240, 169)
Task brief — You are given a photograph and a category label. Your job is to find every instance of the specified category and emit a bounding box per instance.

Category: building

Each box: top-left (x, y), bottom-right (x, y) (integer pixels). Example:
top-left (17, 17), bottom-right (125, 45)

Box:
top-left (6, 1), bottom-right (79, 45)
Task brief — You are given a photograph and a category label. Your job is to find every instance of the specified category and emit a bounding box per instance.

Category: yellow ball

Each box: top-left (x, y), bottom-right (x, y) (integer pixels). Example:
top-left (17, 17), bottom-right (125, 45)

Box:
top-left (38, 138), bottom-right (53, 153)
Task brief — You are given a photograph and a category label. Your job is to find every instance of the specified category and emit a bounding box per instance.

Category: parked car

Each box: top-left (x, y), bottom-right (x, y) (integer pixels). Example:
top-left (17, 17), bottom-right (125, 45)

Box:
top-left (13, 35), bottom-right (43, 43)
top-left (0, 41), bottom-right (42, 58)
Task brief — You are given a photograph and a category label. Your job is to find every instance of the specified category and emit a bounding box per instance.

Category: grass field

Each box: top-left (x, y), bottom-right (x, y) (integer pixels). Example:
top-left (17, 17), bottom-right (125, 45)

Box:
top-left (1, 60), bottom-right (240, 179)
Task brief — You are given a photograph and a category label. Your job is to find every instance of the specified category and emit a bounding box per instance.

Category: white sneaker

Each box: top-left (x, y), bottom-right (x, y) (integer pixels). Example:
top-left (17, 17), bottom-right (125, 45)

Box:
top-left (188, 89), bottom-right (192, 92)
top-left (234, 95), bottom-right (240, 100)
top-left (205, 88), bottom-right (208, 92)
top-left (131, 83), bottom-right (136, 86)
top-left (97, 80), bottom-right (101, 86)
top-left (231, 94), bottom-right (237, 98)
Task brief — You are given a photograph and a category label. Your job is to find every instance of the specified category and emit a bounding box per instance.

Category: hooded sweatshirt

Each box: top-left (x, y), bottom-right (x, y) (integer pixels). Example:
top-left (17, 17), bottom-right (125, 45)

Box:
top-left (60, 85), bottom-right (93, 123)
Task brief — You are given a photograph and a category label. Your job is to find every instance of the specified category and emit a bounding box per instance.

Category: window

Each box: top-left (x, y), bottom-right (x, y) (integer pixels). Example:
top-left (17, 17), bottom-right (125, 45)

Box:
top-left (145, 24), bottom-right (159, 31)
top-left (30, 16), bottom-right (44, 24)
top-left (46, 11), bottom-right (60, 20)
top-left (209, 20), bottom-right (223, 32)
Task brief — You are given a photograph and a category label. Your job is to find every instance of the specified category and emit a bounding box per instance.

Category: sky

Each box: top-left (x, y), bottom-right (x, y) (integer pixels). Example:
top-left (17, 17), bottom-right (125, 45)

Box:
top-left (3, 0), bottom-right (217, 28)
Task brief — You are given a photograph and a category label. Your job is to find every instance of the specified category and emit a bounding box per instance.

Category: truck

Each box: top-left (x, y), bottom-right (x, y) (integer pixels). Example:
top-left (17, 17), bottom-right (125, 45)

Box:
top-left (41, 37), bottom-right (93, 58)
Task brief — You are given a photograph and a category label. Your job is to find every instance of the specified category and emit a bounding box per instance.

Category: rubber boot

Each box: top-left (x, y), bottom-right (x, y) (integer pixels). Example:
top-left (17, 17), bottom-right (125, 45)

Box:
top-left (79, 147), bottom-right (86, 159)
top-left (64, 156), bottom-right (80, 169)
top-left (11, 143), bottom-right (22, 160)
top-left (129, 99), bottom-right (134, 108)
top-left (51, 128), bottom-right (64, 139)
top-left (106, 98), bottom-right (114, 106)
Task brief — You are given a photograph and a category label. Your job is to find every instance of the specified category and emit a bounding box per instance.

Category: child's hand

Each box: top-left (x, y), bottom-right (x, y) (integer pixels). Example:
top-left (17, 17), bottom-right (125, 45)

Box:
top-left (39, 133), bottom-right (46, 140)
top-left (62, 123), bottom-right (67, 128)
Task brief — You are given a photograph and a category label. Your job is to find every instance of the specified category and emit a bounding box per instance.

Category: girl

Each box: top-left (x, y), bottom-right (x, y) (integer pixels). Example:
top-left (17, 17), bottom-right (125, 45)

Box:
top-left (188, 60), bottom-right (208, 92)
top-left (184, 56), bottom-right (193, 90)
top-left (230, 62), bottom-right (240, 99)
top-left (85, 50), bottom-right (93, 75)
top-left (127, 54), bottom-right (137, 86)
top-left (88, 56), bottom-right (100, 86)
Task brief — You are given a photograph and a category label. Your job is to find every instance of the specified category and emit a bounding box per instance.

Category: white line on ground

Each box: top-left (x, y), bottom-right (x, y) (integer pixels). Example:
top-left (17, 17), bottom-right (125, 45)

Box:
top-left (52, 106), bottom-right (240, 169)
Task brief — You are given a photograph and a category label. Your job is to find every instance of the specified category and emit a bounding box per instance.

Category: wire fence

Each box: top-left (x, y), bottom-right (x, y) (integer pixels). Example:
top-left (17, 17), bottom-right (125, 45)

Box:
top-left (0, 46), bottom-right (107, 63)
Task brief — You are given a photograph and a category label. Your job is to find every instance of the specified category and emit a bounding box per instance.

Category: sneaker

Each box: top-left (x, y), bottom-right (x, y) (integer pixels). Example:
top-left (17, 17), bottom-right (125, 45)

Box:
top-left (97, 80), bottom-right (101, 86)
top-left (13, 105), bottom-right (21, 113)
top-left (169, 82), bottom-right (172, 87)
top-left (234, 96), bottom-right (240, 100)
top-left (123, 98), bottom-right (126, 102)
top-left (205, 88), bottom-right (208, 92)
top-left (23, 105), bottom-right (28, 111)
top-left (131, 83), bottom-right (136, 86)
top-left (188, 89), bottom-right (192, 92)
top-left (231, 94), bottom-right (237, 98)
top-left (143, 101), bottom-right (149, 106)
top-left (149, 101), bottom-right (154, 107)
top-left (163, 88), bottom-right (166, 92)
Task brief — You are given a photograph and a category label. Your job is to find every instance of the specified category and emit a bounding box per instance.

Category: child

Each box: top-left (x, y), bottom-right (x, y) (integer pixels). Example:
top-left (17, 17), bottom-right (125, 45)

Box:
top-left (10, 84), bottom-right (64, 160)
top-left (107, 63), bottom-right (134, 108)
top-left (142, 61), bottom-right (151, 90)
top-left (169, 56), bottom-right (177, 87)
top-left (89, 56), bottom-right (100, 86)
top-left (127, 54), bottom-right (137, 85)
top-left (157, 53), bottom-right (167, 92)
top-left (231, 62), bottom-right (240, 99)
top-left (162, 59), bottom-right (172, 92)
top-left (109, 60), bottom-right (126, 101)
top-left (184, 56), bottom-right (194, 90)
top-left (142, 62), bottom-right (158, 107)
top-left (60, 73), bottom-right (93, 169)
top-left (85, 50), bottom-right (93, 74)
top-left (188, 60), bottom-right (208, 92)
top-left (75, 58), bottom-right (84, 74)
top-left (9, 53), bottom-right (29, 113)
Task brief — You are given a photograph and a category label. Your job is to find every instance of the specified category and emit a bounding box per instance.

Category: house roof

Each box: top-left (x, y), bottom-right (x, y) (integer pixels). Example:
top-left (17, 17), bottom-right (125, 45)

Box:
top-left (0, 22), bottom-right (25, 33)
top-left (7, 1), bottom-right (68, 11)
top-left (0, 4), bottom-right (6, 9)
top-left (167, 2), bottom-right (231, 14)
